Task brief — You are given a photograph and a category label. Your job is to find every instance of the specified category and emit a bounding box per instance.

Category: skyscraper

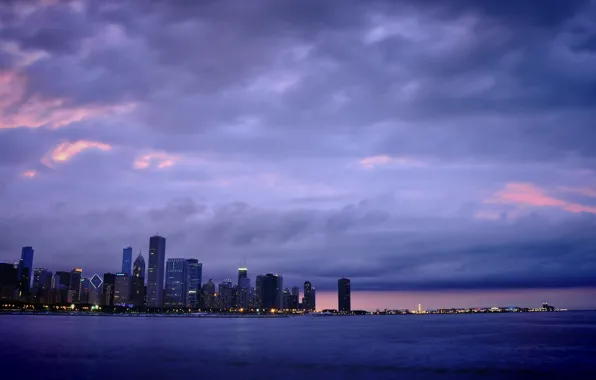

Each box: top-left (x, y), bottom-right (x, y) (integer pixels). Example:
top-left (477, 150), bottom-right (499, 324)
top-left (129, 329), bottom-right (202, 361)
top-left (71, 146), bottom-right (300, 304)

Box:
top-left (186, 259), bottom-right (201, 309)
top-left (18, 246), bottom-right (34, 296)
top-left (55, 271), bottom-right (72, 303)
top-left (260, 273), bottom-right (283, 310)
top-left (303, 281), bottom-right (315, 311)
top-left (218, 278), bottom-right (233, 310)
top-left (0, 262), bottom-right (18, 300)
top-left (147, 235), bottom-right (166, 308)
top-left (238, 267), bottom-right (248, 285)
top-left (131, 252), bottom-right (146, 307)
top-left (165, 258), bottom-right (188, 308)
top-left (114, 273), bottom-right (131, 305)
top-left (103, 273), bottom-right (116, 306)
top-left (32, 268), bottom-right (52, 303)
top-left (122, 246), bottom-right (133, 276)
top-left (201, 279), bottom-right (216, 309)
top-left (71, 268), bottom-right (83, 303)
top-left (338, 278), bottom-right (351, 313)
top-left (238, 276), bottom-right (251, 309)
top-left (255, 275), bottom-right (265, 309)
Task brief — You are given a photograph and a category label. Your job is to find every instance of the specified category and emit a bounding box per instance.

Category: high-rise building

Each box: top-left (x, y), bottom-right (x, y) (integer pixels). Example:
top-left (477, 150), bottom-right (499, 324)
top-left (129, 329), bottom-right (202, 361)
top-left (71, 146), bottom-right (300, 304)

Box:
top-left (201, 279), bottom-right (216, 309)
top-left (0, 262), bottom-right (19, 300)
top-left (303, 281), bottom-right (315, 311)
top-left (71, 268), bottom-right (83, 303)
top-left (255, 275), bottom-right (265, 309)
top-left (32, 268), bottom-right (52, 303)
top-left (103, 273), bottom-right (116, 306)
top-left (55, 271), bottom-right (72, 303)
top-left (114, 273), bottom-right (131, 305)
top-left (131, 252), bottom-right (146, 307)
top-left (260, 274), bottom-right (283, 310)
top-left (17, 246), bottom-right (34, 297)
top-left (79, 277), bottom-right (91, 304)
top-left (147, 235), bottom-right (166, 308)
top-left (338, 278), bottom-right (351, 313)
top-left (289, 286), bottom-right (300, 310)
top-left (238, 267), bottom-right (248, 285)
top-left (165, 258), bottom-right (188, 308)
top-left (218, 279), bottom-right (233, 310)
top-left (186, 259), bottom-right (201, 309)
top-left (122, 246), bottom-right (133, 276)
top-left (238, 277), bottom-right (251, 309)
top-left (282, 288), bottom-right (291, 310)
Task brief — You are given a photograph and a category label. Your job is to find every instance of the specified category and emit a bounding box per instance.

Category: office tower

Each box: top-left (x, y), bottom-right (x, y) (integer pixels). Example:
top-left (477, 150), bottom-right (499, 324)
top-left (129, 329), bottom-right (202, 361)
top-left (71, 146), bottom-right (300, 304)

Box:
top-left (122, 246), bottom-right (133, 276)
top-left (71, 268), bottom-right (83, 303)
top-left (248, 287), bottom-right (256, 308)
top-left (217, 279), bottom-right (233, 310)
top-left (289, 287), bottom-right (299, 310)
top-left (147, 235), bottom-right (166, 308)
top-left (131, 252), bottom-right (146, 307)
top-left (114, 273), bottom-right (131, 305)
top-left (238, 267), bottom-right (248, 285)
top-left (292, 286), bottom-right (299, 298)
top-left (103, 273), bottom-right (116, 306)
top-left (282, 288), bottom-right (290, 310)
top-left (79, 278), bottom-right (91, 304)
top-left (303, 281), bottom-right (314, 311)
top-left (338, 278), bottom-right (351, 313)
top-left (165, 258), bottom-right (188, 308)
top-left (186, 259), bottom-right (201, 309)
top-left (255, 275), bottom-right (265, 309)
top-left (54, 271), bottom-right (72, 303)
top-left (89, 274), bottom-right (103, 305)
top-left (260, 273), bottom-right (283, 310)
top-left (238, 277), bottom-right (250, 309)
top-left (32, 268), bottom-right (52, 303)
top-left (18, 246), bottom-right (34, 288)
top-left (201, 279), bottom-right (216, 309)
top-left (0, 262), bottom-right (19, 300)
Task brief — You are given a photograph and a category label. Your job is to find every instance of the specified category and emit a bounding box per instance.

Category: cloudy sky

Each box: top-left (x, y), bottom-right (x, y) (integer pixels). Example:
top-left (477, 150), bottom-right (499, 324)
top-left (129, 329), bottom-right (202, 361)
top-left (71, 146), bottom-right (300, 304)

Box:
top-left (1, 0), bottom-right (596, 310)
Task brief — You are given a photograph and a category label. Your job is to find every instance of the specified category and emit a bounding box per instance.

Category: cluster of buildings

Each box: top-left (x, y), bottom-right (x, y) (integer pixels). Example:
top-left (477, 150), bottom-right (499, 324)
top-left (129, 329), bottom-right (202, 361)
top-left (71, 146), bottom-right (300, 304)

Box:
top-left (0, 236), bottom-right (354, 313)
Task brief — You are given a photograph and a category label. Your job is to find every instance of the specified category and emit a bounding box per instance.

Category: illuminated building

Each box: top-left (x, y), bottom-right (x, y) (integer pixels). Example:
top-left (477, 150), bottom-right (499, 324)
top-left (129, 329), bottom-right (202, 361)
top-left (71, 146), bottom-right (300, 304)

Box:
top-left (122, 246), bottom-right (133, 276)
top-left (32, 268), bottom-right (52, 303)
top-left (103, 273), bottom-right (116, 306)
top-left (338, 278), bottom-right (351, 313)
top-left (238, 277), bottom-right (250, 309)
top-left (201, 279), bottom-right (216, 309)
top-left (18, 247), bottom-right (34, 296)
top-left (186, 259), bottom-right (201, 309)
top-left (114, 273), bottom-right (131, 305)
top-left (165, 258), bottom-right (188, 308)
top-left (71, 268), bottom-right (83, 303)
top-left (218, 279), bottom-right (233, 310)
top-left (147, 235), bottom-right (166, 308)
top-left (131, 252), bottom-right (146, 307)
top-left (303, 281), bottom-right (315, 311)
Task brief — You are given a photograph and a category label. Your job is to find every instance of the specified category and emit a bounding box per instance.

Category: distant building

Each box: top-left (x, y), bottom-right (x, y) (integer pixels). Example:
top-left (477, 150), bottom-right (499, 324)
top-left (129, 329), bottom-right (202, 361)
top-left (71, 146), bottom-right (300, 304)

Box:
top-left (259, 273), bottom-right (283, 310)
top-left (303, 281), bottom-right (315, 311)
top-left (255, 275), bottom-right (264, 309)
top-left (282, 288), bottom-right (291, 310)
top-left (79, 277), bottom-right (91, 304)
top-left (238, 277), bottom-right (251, 309)
top-left (114, 273), bottom-right (131, 305)
top-left (71, 268), bottom-right (83, 303)
top-left (218, 279), bottom-right (233, 310)
top-left (147, 235), bottom-right (166, 308)
top-left (0, 263), bottom-right (18, 300)
top-left (238, 268), bottom-right (248, 284)
top-left (186, 259), bottom-right (201, 309)
top-left (32, 268), bottom-right (52, 303)
top-left (338, 278), bottom-right (351, 313)
top-left (131, 252), bottom-right (146, 307)
top-left (55, 271), bottom-right (72, 303)
top-left (165, 258), bottom-right (188, 308)
top-left (122, 246), bottom-right (133, 276)
top-left (18, 247), bottom-right (34, 295)
top-left (201, 279), bottom-right (216, 309)
top-left (103, 273), bottom-right (116, 306)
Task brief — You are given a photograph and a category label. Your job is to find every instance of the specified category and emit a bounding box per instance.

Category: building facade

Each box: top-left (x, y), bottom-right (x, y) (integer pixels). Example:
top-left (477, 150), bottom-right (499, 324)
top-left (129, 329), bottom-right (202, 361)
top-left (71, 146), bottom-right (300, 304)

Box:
top-left (338, 278), bottom-right (351, 313)
top-left (114, 273), bottom-right (131, 305)
top-left (147, 235), bottom-right (166, 308)
top-left (131, 252), bottom-right (146, 307)
top-left (122, 246), bottom-right (133, 276)
top-left (186, 259), bottom-right (201, 309)
top-left (165, 258), bottom-right (188, 308)
top-left (303, 281), bottom-right (315, 311)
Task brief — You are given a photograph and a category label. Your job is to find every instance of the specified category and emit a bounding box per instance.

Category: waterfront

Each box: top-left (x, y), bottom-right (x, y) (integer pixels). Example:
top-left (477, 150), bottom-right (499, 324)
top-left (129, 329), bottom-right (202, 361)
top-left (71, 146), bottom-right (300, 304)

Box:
top-left (1, 312), bottom-right (595, 379)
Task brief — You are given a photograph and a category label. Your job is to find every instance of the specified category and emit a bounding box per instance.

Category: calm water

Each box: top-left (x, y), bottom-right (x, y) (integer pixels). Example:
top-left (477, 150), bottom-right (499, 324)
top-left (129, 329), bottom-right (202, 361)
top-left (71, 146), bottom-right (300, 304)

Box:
top-left (1, 312), bottom-right (595, 379)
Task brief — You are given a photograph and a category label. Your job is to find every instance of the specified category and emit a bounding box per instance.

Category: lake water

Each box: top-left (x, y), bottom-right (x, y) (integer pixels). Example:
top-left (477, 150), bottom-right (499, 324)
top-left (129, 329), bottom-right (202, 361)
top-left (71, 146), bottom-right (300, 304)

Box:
top-left (1, 312), bottom-right (595, 379)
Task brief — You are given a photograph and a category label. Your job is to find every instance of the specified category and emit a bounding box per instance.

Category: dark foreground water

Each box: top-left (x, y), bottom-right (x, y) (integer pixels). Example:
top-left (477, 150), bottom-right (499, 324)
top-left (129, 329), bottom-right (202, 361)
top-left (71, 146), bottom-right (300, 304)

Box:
top-left (1, 312), bottom-right (595, 379)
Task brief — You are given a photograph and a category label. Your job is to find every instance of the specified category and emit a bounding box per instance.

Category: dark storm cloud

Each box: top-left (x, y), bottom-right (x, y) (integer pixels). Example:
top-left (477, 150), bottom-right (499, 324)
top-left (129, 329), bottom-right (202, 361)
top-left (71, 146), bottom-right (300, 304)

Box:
top-left (1, 0), bottom-right (596, 298)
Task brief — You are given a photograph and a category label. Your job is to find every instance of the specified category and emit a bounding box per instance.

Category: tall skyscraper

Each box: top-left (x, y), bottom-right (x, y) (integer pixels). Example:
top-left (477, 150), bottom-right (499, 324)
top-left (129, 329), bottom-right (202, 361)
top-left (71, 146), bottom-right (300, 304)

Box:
top-left (71, 268), bottom-right (83, 303)
top-left (303, 281), bottom-right (315, 311)
top-left (55, 271), bottom-right (71, 303)
top-left (147, 235), bottom-right (166, 308)
top-left (0, 262), bottom-right (18, 300)
top-left (18, 246), bottom-right (34, 296)
top-left (165, 258), bottom-right (188, 308)
top-left (255, 275), bottom-right (265, 309)
top-left (238, 267), bottom-right (248, 285)
top-left (218, 278), bottom-right (233, 310)
top-left (122, 246), bottom-right (133, 276)
top-left (131, 252), bottom-right (146, 307)
top-left (260, 273), bottom-right (283, 310)
top-left (338, 278), bottom-right (351, 313)
top-left (201, 279), bottom-right (216, 309)
top-left (186, 259), bottom-right (201, 309)
top-left (103, 273), bottom-right (116, 306)
top-left (114, 273), bottom-right (131, 305)
top-left (32, 268), bottom-right (52, 303)
top-left (238, 276), bottom-right (251, 309)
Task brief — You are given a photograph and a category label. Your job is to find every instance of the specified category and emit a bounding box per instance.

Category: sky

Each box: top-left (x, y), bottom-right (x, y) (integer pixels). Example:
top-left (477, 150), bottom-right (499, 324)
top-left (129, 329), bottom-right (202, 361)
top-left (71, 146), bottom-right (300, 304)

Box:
top-left (1, 0), bottom-right (596, 310)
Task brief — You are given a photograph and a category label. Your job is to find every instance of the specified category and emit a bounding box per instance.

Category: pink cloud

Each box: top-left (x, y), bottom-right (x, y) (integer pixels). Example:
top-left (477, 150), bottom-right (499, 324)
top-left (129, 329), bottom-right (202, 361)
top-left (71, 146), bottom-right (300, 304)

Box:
top-left (358, 155), bottom-right (426, 169)
top-left (558, 187), bottom-right (596, 198)
top-left (487, 182), bottom-right (596, 214)
top-left (42, 140), bottom-right (112, 168)
top-left (21, 170), bottom-right (37, 178)
top-left (0, 70), bottom-right (135, 130)
top-left (134, 152), bottom-right (177, 170)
